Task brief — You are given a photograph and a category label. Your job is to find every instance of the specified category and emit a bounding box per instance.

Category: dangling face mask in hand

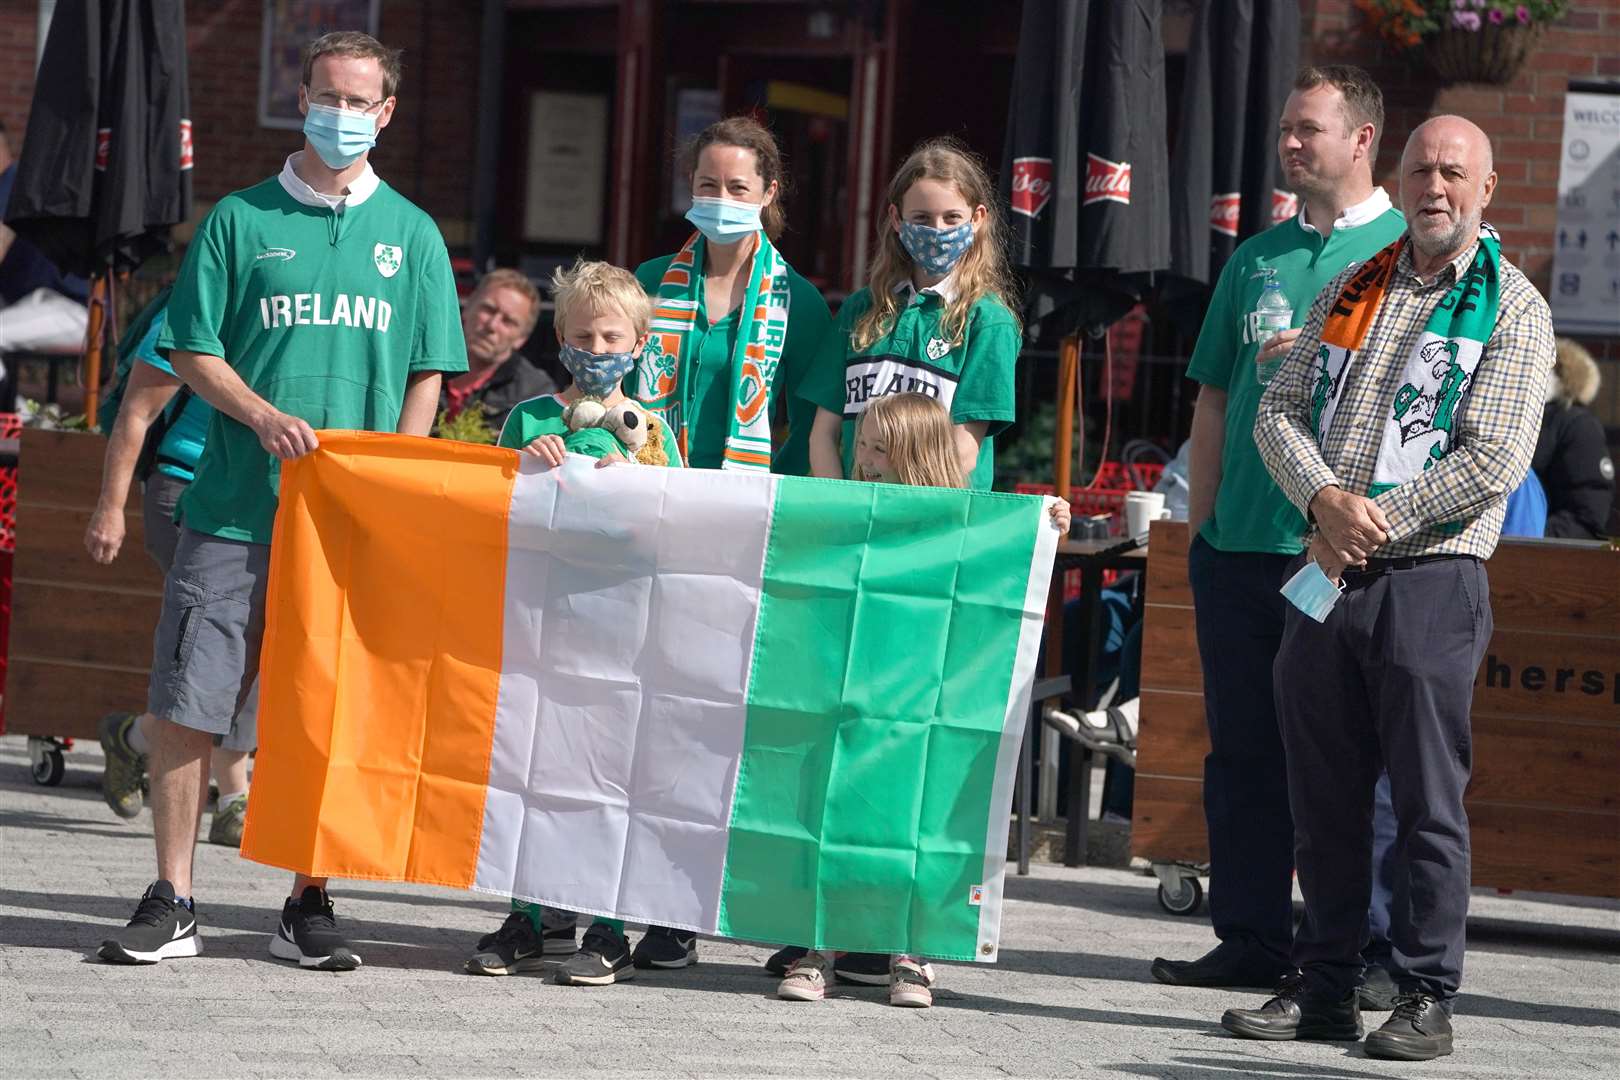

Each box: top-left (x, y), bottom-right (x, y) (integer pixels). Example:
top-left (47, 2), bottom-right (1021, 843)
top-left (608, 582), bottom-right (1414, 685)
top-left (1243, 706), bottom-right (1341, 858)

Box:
top-left (559, 342), bottom-right (639, 398)
top-left (303, 101), bottom-right (379, 169)
top-left (898, 220), bottom-right (975, 277)
top-left (1280, 559), bottom-right (1347, 623)
top-left (685, 197), bottom-right (762, 245)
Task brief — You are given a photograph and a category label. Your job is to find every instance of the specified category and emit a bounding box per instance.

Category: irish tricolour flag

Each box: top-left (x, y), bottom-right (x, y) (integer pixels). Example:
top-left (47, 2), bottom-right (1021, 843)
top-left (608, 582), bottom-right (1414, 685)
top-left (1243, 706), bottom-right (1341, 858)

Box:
top-left (242, 434), bottom-right (1056, 961)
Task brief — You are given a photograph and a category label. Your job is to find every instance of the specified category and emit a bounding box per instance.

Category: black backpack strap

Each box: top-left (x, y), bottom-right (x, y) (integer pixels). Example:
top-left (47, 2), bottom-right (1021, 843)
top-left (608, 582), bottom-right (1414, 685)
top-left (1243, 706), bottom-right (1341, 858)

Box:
top-left (135, 384), bottom-right (194, 483)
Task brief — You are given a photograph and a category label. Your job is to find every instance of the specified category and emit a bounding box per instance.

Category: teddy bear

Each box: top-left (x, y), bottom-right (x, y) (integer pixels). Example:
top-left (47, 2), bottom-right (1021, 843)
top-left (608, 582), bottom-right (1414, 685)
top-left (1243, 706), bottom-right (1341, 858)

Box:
top-left (562, 397), bottom-right (669, 467)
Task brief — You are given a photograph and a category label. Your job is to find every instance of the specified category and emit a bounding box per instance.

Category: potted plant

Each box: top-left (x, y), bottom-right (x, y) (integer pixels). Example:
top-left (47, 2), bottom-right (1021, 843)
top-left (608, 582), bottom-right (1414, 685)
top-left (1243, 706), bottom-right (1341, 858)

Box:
top-left (1355, 0), bottom-right (1571, 85)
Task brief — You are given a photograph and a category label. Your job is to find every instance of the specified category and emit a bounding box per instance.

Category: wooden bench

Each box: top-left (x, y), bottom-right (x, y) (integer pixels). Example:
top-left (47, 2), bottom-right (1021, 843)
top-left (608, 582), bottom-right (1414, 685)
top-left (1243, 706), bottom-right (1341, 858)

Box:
top-left (1134, 519), bottom-right (1620, 899)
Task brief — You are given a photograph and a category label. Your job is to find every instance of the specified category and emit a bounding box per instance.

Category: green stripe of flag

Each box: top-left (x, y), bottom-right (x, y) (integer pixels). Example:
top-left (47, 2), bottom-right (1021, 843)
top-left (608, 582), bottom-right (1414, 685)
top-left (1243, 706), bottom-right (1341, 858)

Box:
top-left (717, 476), bottom-right (1041, 960)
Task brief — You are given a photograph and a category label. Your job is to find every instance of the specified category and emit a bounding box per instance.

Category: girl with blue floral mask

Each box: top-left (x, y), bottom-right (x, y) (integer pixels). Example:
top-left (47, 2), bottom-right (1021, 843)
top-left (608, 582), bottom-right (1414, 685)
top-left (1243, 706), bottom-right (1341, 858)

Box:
top-left (801, 137), bottom-right (1022, 494)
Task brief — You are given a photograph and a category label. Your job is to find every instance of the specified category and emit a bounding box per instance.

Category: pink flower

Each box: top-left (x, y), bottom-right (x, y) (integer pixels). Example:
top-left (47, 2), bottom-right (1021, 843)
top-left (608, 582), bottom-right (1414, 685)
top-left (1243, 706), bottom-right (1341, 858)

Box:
top-left (1516, 4), bottom-right (1531, 23)
top-left (1488, 7), bottom-right (1505, 23)
top-left (1454, 9), bottom-right (1482, 29)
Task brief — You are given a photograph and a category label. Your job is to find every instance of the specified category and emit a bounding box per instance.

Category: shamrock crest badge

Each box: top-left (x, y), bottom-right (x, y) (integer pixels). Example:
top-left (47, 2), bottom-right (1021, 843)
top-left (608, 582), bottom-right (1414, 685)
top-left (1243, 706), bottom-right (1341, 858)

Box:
top-left (374, 243), bottom-right (403, 279)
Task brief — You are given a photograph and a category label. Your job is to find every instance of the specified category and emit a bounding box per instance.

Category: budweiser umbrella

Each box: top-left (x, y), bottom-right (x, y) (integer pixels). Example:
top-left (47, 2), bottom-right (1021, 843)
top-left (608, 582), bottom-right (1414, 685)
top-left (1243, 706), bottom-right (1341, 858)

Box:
top-left (4, 0), bottom-right (192, 416)
top-left (1166, 0), bottom-right (1299, 310)
top-left (1001, 0), bottom-right (1171, 342)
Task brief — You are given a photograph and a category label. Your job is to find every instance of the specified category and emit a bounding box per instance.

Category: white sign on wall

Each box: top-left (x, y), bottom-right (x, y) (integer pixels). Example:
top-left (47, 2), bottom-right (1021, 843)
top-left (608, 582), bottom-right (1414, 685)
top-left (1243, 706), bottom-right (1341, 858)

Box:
top-left (1550, 84), bottom-right (1620, 337)
top-left (523, 92), bottom-right (609, 246)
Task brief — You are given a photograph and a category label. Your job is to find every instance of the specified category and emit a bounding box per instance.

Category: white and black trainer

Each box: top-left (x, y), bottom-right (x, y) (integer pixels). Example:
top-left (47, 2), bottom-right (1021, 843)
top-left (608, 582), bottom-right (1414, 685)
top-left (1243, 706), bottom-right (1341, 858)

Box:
top-left (269, 886), bottom-right (362, 971)
top-left (98, 880), bottom-right (202, 964)
top-left (555, 922), bottom-right (635, 986)
top-left (466, 910), bottom-right (559, 976)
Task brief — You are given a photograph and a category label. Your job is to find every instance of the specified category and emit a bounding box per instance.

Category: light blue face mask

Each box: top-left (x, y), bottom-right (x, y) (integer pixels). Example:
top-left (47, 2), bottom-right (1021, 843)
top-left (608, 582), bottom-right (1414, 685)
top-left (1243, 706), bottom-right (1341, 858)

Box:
top-left (559, 342), bottom-right (638, 397)
top-left (685, 196), bottom-right (762, 244)
top-left (1280, 559), bottom-right (1347, 623)
top-left (899, 220), bottom-right (975, 276)
top-left (303, 101), bottom-right (378, 169)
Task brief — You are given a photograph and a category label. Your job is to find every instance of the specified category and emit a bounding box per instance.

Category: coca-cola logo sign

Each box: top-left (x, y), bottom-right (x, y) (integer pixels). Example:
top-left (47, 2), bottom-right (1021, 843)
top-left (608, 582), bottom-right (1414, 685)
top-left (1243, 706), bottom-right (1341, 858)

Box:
top-left (1083, 153), bottom-right (1130, 207)
top-left (179, 119), bottom-right (194, 171)
top-left (1010, 157), bottom-right (1054, 219)
top-left (95, 128), bottom-right (111, 172)
top-left (1210, 192), bottom-right (1240, 237)
top-left (1271, 188), bottom-right (1299, 225)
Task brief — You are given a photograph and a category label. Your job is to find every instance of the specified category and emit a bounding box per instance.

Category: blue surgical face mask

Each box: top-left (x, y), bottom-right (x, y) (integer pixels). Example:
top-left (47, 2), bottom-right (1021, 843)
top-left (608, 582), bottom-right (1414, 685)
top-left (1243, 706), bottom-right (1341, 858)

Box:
top-left (559, 342), bottom-right (638, 397)
top-left (1280, 559), bottom-right (1346, 623)
top-left (685, 196), bottom-right (762, 244)
top-left (898, 220), bottom-right (975, 276)
top-left (303, 101), bottom-right (378, 169)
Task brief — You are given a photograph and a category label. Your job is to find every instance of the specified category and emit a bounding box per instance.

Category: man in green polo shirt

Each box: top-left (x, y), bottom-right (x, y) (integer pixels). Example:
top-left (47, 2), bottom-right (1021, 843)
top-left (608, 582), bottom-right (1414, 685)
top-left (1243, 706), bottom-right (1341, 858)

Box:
top-left (1149, 66), bottom-right (1406, 994)
top-left (97, 31), bottom-right (466, 972)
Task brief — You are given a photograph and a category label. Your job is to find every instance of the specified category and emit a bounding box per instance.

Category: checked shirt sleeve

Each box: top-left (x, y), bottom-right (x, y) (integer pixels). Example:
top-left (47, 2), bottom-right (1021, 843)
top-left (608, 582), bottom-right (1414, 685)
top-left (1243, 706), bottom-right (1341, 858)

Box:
top-left (1253, 275), bottom-right (1343, 518)
top-left (1373, 274), bottom-right (1555, 544)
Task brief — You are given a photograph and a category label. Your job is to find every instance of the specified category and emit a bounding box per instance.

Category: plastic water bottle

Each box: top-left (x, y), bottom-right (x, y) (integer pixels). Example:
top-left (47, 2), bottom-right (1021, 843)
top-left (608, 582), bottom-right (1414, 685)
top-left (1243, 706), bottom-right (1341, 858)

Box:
top-left (1252, 277), bottom-right (1294, 386)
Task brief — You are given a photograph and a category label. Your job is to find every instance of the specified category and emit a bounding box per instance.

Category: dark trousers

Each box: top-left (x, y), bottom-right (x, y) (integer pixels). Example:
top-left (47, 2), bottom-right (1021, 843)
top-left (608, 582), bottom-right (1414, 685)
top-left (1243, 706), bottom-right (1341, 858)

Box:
top-left (1364, 772), bottom-right (1399, 968)
top-left (1188, 536), bottom-right (1297, 962)
top-left (1275, 556), bottom-right (1491, 1001)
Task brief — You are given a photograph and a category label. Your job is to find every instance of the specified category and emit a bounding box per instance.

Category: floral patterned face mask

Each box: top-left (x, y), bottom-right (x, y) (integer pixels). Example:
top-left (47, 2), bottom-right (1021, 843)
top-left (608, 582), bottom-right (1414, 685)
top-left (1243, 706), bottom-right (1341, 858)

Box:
top-left (898, 219), bottom-right (975, 276)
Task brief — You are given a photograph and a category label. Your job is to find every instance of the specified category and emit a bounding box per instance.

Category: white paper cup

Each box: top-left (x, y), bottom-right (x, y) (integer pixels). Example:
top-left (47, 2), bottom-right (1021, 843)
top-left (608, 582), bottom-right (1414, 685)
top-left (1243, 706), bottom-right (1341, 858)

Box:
top-left (1124, 490), bottom-right (1168, 539)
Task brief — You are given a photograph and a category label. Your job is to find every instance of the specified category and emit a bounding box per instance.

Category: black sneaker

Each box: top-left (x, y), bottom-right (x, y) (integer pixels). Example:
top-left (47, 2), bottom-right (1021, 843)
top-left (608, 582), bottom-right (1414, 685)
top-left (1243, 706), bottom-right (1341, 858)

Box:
top-left (765, 944), bottom-right (808, 976)
top-left (833, 951), bottom-right (890, 985)
top-left (1357, 962), bottom-right (1400, 1012)
top-left (1365, 992), bottom-right (1454, 1060)
top-left (465, 911), bottom-right (549, 976)
top-left (555, 922), bottom-right (635, 985)
top-left (1221, 971), bottom-right (1363, 1042)
top-left (269, 886), bottom-right (362, 971)
top-left (98, 881), bottom-right (201, 964)
top-left (631, 925), bottom-right (698, 969)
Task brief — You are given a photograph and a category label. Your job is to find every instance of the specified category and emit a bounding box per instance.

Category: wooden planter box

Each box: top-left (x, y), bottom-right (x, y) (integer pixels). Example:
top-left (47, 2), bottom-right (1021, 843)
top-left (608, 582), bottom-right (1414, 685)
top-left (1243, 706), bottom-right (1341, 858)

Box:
top-left (4, 428), bottom-right (164, 740)
top-left (1134, 520), bottom-right (1620, 899)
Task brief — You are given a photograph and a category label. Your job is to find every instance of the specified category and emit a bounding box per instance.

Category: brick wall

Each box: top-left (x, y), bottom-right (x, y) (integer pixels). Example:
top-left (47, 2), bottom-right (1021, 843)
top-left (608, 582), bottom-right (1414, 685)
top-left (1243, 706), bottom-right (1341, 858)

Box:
top-left (1304, 0), bottom-right (1620, 389)
top-left (1, 0), bottom-right (480, 235)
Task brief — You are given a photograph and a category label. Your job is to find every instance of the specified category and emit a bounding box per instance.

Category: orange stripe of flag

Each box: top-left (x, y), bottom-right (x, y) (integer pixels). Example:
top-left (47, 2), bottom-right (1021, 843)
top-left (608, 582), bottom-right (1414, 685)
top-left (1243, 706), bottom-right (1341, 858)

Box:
top-left (243, 432), bottom-right (516, 887)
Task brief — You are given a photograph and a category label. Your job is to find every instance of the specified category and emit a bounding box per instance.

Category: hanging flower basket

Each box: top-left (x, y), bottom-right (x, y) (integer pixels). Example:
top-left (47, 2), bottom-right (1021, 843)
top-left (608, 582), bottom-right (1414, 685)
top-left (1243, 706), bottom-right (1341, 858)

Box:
top-left (1355, 1), bottom-right (1569, 87)
top-left (1425, 20), bottom-right (1544, 83)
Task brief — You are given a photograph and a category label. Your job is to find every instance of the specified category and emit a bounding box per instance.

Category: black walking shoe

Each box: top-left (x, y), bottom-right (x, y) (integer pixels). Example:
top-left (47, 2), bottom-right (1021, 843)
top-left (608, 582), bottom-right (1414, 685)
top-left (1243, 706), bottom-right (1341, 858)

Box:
top-left (98, 881), bottom-right (202, 964)
top-left (765, 944), bottom-right (808, 976)
top-left (1365, 992), bottom-right (1454, 1060)
top-left (556, 922), bottom-right (635, 985)
top-left (1221, 972), bottom-right (1364, 1042)
top-left (1152, 940), bottom-right (1290, 988)
top-left (465, 911), bottom-right (550, 976)
top-left (269, 887), bottom-right (362, 971)
top-left (832, 951), bottom-right (891, 985)
top-left (1357, 963), bottom-right (1400, 1012)
top-left (631, 925), bottom-right (698, 969)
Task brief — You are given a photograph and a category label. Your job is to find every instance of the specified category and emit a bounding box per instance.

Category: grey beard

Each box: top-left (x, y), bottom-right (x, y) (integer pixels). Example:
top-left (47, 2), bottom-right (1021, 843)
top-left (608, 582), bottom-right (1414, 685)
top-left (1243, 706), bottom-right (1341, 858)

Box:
top-left (1411, 211), bottom-right (1477, 259)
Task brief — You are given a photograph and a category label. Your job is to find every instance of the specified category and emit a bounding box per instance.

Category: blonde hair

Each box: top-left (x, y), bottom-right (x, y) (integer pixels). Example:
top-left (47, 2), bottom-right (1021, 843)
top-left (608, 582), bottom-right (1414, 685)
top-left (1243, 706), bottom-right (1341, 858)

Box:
top-left (550, 258), bottom-right (652, 338)
top-left (853, 137), bottom-right (1020, 352)
top-left (857, 393), bottom-right (965, 489)
top-left (471, 268), bottom-right (542, 337)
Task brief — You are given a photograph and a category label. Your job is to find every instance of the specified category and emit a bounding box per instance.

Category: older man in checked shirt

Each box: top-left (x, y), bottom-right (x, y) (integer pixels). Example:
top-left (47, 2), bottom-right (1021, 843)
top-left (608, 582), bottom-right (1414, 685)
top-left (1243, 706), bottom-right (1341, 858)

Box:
top-left (1224, 116), bottom-right (1553, 1062)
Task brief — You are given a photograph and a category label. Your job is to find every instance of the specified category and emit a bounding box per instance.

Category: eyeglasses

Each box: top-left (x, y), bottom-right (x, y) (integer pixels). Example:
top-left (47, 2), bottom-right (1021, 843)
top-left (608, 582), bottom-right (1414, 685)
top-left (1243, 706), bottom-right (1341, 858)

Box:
top-left (308, 89), bottom-right (387, 114)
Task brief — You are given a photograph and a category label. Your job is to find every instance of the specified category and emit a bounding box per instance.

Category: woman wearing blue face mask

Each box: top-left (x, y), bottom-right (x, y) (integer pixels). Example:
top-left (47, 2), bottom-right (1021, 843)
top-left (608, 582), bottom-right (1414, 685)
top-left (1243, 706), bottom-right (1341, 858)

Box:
top-left (799, 137), bottom-right (1021, 493)
top-left (629, 117), bottom-right (831, 475)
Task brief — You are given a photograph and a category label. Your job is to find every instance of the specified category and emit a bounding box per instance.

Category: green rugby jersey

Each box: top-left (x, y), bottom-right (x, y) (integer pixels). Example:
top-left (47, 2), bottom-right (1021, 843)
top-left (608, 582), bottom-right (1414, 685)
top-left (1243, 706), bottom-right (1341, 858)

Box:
top-left (799, 283), bottom-right (1019, 491)
top-left (159, 158), bottom-right (467, 543)
top-left (1186, 190), bottom-right (1406, 554)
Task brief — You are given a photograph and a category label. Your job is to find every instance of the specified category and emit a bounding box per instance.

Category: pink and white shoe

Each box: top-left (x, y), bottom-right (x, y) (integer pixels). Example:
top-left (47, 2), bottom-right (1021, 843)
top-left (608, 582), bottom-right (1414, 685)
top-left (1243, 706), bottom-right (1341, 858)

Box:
top-left (889, 955), bottom-right (934, 1008)
top-left (777, 950), bottom-right (831, 1001)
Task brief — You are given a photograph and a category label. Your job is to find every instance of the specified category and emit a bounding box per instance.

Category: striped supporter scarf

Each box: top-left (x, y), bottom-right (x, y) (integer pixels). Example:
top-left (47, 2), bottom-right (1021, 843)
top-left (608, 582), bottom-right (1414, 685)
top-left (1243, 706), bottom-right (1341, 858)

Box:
top-left (1309, 229), bottom-right (1501, 496)
top-left (633, 231), bottom-right (792, 472)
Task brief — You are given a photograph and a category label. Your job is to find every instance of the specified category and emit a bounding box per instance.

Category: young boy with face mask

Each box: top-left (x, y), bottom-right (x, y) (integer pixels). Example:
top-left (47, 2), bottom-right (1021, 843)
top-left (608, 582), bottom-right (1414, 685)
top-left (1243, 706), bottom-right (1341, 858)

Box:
top-left (497, 260), bottom-right (683, 469)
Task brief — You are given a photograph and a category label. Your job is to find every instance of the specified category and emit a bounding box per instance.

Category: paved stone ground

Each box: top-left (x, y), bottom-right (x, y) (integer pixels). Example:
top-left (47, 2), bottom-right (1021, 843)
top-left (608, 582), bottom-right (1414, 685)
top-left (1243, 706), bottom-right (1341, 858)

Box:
top-left (2, 734), bottom-right (1616, 1079)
